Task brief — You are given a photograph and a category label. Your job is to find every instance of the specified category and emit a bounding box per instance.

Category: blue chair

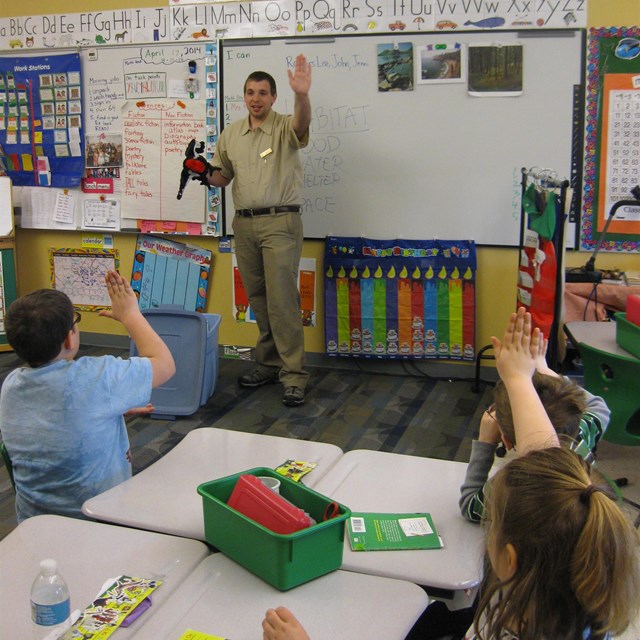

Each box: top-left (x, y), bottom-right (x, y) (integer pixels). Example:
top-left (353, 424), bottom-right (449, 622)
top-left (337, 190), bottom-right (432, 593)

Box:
top-left (578, 342), bottom-right (640, 446)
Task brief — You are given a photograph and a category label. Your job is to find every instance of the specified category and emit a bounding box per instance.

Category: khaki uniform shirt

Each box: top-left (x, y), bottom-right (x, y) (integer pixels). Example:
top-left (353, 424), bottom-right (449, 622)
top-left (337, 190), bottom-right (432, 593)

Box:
top-left (213, 109), bottom-right (309, 209)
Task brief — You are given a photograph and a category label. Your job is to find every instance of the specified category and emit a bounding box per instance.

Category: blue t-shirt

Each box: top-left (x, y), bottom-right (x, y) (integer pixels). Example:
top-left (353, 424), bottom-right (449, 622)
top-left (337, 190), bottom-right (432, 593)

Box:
top-left (0, 355), bottom-right (152, 522)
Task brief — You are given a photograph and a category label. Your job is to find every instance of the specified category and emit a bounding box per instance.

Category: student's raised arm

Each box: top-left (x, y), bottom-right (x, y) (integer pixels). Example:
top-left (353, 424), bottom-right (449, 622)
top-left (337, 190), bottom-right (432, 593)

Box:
top-left (491, 307), bottom-right (559, 453)
top-left (99, 270), bottom-right (176, 387)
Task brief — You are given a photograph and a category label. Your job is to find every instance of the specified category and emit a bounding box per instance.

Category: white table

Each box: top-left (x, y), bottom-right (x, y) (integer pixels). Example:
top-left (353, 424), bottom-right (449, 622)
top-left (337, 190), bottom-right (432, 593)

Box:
top-left (82, 428), bottom-right (344, 540)
top-left (0, 515), bottom-right (209, 639)
top-left (130, 554), bottom-right (429, 640)
top-left (564, 320), bottom-right (639, 360)
top-left (313, 449), bottom-right (484, 609)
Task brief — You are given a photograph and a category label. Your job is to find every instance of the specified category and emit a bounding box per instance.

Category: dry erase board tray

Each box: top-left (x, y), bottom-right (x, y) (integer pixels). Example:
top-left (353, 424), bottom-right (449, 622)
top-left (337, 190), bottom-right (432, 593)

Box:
top-left (129, 306), bottom-right (221, 418)
top-left (198, 467), bottom-right (350, 591)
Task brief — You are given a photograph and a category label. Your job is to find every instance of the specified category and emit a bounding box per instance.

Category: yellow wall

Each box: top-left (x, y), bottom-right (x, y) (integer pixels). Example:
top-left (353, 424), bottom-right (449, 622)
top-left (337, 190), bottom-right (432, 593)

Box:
top-left (4, 0), bottom-right (640, 355)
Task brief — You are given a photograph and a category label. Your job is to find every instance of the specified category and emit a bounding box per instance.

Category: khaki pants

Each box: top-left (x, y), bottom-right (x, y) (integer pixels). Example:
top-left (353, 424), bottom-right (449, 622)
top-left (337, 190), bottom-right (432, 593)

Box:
top-left (232, 212), bottom-right (308, 389)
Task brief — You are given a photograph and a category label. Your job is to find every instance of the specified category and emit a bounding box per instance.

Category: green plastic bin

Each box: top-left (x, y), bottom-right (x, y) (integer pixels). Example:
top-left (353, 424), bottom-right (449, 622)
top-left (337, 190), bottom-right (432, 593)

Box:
top-left (197, 467), bottom-right (351, 591)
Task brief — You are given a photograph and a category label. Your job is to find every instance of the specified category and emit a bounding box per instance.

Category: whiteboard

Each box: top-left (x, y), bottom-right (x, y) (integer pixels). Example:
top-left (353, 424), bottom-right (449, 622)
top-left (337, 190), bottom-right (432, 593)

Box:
top-left (81, 44), bottom-right (207, 223)
top-left (221, 32), bottom-right (583, 245)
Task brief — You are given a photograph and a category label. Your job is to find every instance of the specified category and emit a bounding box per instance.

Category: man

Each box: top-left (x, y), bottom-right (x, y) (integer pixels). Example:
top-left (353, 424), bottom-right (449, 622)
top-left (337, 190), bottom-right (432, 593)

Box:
top-left (186, 54), bottom-right (311, 406)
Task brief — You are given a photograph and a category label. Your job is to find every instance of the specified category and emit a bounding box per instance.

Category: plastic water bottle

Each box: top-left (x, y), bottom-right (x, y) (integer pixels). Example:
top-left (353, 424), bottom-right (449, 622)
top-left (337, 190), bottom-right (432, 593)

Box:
top-left (30, 559), bottom-right (71, 640)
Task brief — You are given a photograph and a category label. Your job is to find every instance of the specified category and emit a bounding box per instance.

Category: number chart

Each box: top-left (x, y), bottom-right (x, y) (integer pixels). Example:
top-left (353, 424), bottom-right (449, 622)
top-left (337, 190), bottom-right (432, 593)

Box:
top-left (600, 76), bottom-right (640, 231)
top-left (583, 27), bottom-right (640, 251)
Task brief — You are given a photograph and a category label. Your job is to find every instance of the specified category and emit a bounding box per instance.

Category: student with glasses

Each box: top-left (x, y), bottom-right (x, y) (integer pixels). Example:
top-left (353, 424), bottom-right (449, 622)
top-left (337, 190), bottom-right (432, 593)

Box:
top-left (0, 271), bottom-right (175, 522)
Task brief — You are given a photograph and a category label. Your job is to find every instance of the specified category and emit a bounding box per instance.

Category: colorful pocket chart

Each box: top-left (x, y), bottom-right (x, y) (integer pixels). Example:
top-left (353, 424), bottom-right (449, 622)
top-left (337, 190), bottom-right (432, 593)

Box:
top-left (325, 237), bottom-right (476, 360)
top-left (131, 234), bottom-right (212, 312)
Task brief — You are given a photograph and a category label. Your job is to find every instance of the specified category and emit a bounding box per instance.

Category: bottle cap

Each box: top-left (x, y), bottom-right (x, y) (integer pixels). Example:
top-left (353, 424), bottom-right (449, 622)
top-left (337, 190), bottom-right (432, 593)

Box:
top-left (40, 559), bottom-right (58, 575)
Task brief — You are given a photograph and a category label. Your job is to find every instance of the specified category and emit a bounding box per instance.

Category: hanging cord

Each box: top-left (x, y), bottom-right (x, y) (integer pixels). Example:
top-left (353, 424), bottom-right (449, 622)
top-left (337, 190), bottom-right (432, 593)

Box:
top-left (582, 282), bottom-right (600, 321)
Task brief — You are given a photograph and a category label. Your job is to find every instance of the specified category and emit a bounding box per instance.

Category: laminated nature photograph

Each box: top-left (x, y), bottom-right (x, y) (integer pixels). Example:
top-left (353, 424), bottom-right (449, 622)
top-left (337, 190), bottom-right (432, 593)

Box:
top-left (468, 43), bottom-right (523, 96)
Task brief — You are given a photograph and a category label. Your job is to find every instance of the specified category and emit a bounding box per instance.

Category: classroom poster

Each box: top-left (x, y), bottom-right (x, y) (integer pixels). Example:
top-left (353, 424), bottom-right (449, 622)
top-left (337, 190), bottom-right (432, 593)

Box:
top-left (50, 248), bottom-right (118, 310)
top-left (416, 43), bottom-right (465, 85)
top-left (582, 27), bottom-right (640, 252)
top-left (596, 74), bottom-right (640, 235)
top-left (232, 255), bottom-right (317, 327)
top-left (0, 52), bottom-right (84, 187)
top-left (324, 237), bottom-right (476, 360)
top-left (377, 43), bottom-right (414, 92)
top-left (121, 99), bottom-right (206, 222)
top-left (130, 234), bottom-right (212, 312)
top-left (0, 5), bottom-right (587, 52)
top-left (467, 43), bottom-right (523, 97)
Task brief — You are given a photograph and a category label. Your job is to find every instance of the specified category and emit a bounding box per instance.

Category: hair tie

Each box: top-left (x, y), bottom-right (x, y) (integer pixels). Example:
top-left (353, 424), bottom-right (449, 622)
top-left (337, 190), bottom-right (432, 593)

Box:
top-left (580, 484), bottom-right (600, 505)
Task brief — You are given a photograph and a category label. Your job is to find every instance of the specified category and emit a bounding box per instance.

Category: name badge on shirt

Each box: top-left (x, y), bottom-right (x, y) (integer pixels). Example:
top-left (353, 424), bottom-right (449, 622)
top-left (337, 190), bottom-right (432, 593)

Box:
top-left (260, 148), bottom-right (273, 159)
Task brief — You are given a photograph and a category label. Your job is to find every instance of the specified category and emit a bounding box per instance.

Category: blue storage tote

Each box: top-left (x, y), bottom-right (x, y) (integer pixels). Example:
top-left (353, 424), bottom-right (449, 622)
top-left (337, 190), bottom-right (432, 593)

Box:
top-left (129, 306), bottom-right (221, 418)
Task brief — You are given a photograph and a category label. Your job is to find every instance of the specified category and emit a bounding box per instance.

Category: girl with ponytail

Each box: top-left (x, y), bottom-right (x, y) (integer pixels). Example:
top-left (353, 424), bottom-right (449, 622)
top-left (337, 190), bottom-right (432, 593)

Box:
top-left (469, 446), bottom-right (640, 640)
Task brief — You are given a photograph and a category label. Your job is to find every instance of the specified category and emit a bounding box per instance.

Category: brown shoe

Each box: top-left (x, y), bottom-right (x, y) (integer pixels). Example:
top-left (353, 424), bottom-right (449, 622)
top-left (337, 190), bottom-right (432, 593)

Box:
top-left (238, 368), bottom-right (279, 388)
top-left (283, 386), bottom-right (305, 407)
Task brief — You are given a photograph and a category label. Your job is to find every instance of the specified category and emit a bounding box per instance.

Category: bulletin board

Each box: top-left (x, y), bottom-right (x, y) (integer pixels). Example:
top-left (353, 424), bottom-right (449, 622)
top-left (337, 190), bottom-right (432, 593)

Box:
top-left (582, 27), bottom-right (640, 252)
top-left (221, 31), bottom-right (584, 245)
top-left (0, 52), bottom-right (84, 188)
top-left (81, 43), bottom-right (208, 225)
top-left (1, 43), bottom-right (215, 232)
top-left (49, 248), bottom-right (119, 310)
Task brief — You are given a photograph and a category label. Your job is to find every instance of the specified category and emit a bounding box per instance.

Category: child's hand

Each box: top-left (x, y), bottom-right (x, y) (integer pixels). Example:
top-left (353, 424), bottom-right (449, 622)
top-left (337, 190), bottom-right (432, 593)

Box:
top-left (99, 270), bottom-right (140, 324)
top-left (534, 334), bottom-right (559, 378)
top-left (124, 403), bottom-right (155, 417)
top-left (491, 307), bottom-right (539, 385)
top-left (491, 308), bottom-right (559, 452)
top-left (262, 607), bottom-right (310, 640)
top-left (478, 405), bottom-right (502, 445)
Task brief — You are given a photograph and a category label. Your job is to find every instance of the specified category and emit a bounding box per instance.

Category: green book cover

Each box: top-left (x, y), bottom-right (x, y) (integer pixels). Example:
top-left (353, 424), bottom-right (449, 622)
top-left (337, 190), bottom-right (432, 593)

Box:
top-left (347, 512), bottom-right (443, 551)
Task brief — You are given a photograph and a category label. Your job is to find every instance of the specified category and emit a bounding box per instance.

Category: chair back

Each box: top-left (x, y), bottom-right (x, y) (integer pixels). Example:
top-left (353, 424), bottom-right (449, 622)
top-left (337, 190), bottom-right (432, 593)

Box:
top-left (579, 343), bottom-right (640, 446)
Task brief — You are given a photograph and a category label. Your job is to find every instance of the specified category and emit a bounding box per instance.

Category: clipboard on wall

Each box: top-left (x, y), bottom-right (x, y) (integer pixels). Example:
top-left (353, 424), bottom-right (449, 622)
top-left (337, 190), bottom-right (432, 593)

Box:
top-left (0, 176), bottom-right (18, 351)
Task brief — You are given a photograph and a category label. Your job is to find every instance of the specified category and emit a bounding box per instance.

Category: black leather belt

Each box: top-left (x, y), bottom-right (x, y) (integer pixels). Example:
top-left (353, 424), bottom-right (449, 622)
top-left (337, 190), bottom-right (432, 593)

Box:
top-left (235, 206), bottom-right (301, 217)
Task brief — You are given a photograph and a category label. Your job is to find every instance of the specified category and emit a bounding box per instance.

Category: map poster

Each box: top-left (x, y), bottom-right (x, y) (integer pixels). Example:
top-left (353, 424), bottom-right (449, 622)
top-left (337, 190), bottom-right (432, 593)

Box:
top-left (49, 247), bottom-right (118, 310)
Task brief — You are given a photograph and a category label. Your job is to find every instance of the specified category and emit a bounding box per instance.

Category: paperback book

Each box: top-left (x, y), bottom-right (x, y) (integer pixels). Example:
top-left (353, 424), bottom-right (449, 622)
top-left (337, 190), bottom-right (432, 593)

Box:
top-left (347, 512), bottom-right (443, 551)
